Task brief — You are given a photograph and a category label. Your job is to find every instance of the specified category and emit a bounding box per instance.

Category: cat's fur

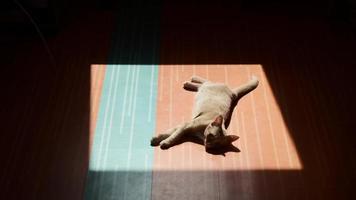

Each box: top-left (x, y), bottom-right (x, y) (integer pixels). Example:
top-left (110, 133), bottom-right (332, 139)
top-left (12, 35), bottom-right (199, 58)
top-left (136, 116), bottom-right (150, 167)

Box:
top-left (151, 75), bottom-right (259, 152)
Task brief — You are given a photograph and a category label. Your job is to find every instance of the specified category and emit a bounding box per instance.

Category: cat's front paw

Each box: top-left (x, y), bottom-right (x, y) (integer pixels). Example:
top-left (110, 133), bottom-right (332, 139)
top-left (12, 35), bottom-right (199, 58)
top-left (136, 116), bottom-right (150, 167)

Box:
top-left (150, 137), bottom-right (161, 146)
top-left (159, 141), bottom-right (171, 150)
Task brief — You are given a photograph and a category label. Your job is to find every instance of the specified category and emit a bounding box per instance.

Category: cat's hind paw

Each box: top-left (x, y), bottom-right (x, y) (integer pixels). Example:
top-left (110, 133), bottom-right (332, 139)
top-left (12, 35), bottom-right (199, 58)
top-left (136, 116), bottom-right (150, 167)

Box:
top-left (190, 76), bottom-right (207, 84)
top-left (250, 75), bottom-right (259, 86)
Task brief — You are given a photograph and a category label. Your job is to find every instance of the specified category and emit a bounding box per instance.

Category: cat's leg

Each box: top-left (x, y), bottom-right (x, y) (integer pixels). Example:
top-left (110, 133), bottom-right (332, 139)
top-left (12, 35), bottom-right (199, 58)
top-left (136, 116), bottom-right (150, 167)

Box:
top-left (191, 76), bottom-right (207, 84)
top-left (159, 122), bottom-right (193, 149)
top-left (183, 81), bottom-right (201, 92)
top-left (151, 127), bottom-right (177, 146)
top-left (233, 76), bottom-right (259, 100)
top-left (192, 132), bottom-right (205, 145)
top-left (183, 76), bottom-right (207, 92)
top-left (160, 120), bottom-right (206, 149)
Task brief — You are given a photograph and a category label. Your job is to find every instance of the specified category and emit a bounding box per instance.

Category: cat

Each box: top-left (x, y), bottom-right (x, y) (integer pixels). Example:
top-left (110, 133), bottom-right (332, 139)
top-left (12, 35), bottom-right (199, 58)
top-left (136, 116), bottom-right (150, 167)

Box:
top-left (151, 75), bottom-right (259, 153)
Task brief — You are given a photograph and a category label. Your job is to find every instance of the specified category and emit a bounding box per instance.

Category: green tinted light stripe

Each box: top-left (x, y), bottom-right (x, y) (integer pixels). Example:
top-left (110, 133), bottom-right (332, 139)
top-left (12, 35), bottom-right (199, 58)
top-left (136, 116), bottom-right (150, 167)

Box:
top-left (85, 65), bottom-right (158, 200)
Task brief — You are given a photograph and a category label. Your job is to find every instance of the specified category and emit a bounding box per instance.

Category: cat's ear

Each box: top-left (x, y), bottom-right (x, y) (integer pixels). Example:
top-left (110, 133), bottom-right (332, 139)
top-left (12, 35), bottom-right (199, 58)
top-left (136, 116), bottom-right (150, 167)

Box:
top-left (222, 135), bottom-right (239, 145)
top-left (212, 115), bottom-right (223, 127)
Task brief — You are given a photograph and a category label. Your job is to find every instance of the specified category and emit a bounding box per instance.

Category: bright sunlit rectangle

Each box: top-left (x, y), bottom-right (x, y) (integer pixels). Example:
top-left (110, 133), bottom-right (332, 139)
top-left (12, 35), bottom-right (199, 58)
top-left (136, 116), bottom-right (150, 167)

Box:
top-left (90, 64), bottom-right (303, 172)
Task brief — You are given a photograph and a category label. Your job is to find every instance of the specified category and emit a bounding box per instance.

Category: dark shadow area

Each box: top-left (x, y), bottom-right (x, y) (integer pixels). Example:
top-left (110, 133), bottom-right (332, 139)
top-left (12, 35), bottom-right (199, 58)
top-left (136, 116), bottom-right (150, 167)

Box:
top-left (2, 0), bottom-right (356, 199)
top-left (87, 169), bottom-right (354, 200)
top-left (0, 2), bottom-right (114, 199)
top-left (205, 144), bottom-right (240, 156)
top-left (105, 1), bottom-right (161, 64)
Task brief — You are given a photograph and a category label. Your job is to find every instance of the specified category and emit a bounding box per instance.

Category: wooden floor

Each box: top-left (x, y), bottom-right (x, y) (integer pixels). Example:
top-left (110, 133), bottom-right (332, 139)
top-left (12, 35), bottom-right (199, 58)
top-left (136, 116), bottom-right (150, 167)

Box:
top-left (1, 2), bottom-right (356, 200)
top-left (88, 65), bottom-right (303, 200)
top-left (152, 65), bottom-right (303, 199)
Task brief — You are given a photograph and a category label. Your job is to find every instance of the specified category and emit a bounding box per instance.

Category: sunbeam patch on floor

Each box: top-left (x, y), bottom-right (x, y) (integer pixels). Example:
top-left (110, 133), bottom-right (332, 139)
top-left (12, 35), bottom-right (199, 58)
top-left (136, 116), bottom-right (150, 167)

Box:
top-left (86, 65), bottom-right (302, 200)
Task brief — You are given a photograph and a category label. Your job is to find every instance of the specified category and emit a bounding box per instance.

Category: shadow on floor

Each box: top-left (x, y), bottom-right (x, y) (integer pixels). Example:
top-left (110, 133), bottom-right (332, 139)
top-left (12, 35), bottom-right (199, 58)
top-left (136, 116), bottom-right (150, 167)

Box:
top-left (1, 1), bottom-right (356, 199)
top-left (0, 8), bottom-right (114, 200)
top-left (86, 169), bottom-right (353, 200)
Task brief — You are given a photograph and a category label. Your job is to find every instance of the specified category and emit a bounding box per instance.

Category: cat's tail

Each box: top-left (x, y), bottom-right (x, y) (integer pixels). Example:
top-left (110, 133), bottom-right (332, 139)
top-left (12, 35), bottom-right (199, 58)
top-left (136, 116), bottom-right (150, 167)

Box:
top-left (233, 76), bottom-right (259, 100)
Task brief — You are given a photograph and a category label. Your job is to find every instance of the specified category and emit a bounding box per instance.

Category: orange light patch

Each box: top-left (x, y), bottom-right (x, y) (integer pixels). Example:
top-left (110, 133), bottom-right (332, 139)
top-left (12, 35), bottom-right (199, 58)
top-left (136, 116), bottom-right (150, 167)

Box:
top-left (153, 65), bottom-right (302, 171)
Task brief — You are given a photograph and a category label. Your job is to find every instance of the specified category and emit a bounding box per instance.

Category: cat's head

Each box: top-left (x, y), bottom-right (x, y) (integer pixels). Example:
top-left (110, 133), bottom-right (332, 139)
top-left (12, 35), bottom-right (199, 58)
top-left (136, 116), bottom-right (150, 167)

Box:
top-left (204, 115), bottom-right (239, 150)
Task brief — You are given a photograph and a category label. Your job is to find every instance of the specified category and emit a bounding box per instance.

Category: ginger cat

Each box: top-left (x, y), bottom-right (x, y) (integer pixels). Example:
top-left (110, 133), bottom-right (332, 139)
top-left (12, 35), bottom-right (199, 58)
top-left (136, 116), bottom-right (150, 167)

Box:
top-left (151, 75), bottom-right (259, 153)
